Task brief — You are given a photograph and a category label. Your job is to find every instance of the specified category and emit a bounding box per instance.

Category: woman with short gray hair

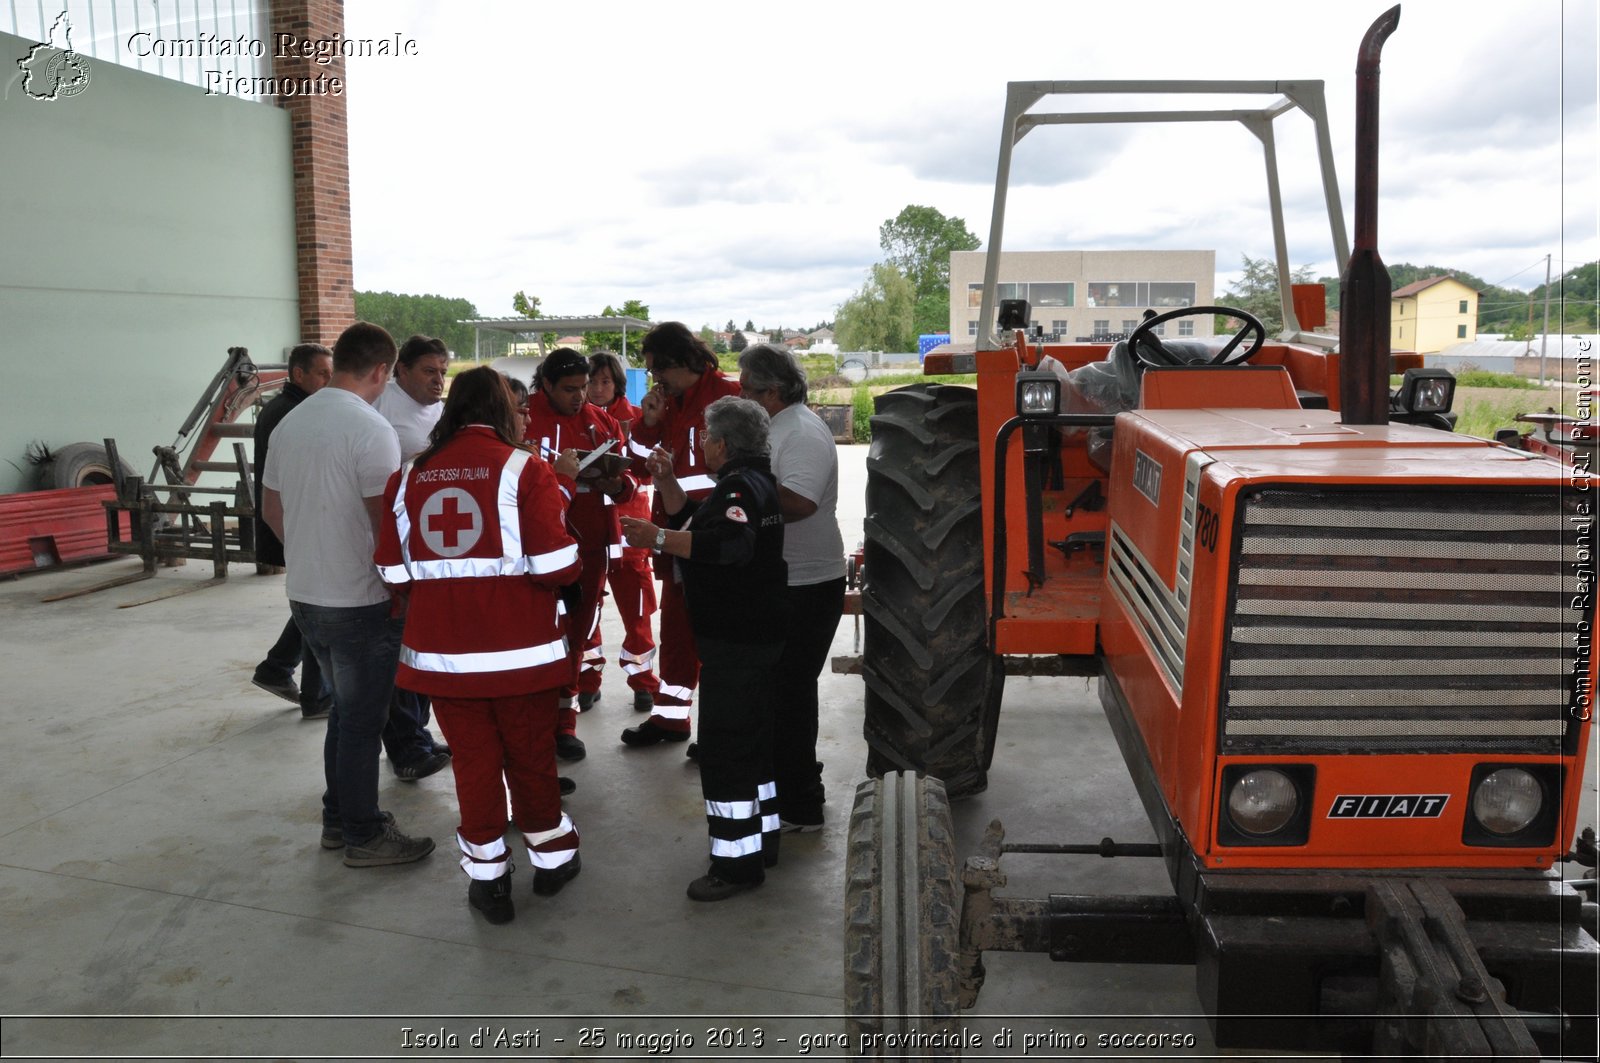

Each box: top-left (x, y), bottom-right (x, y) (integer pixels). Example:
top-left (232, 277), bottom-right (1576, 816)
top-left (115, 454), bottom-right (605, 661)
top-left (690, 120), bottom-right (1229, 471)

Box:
top-left (736, 348), bottom-right (846, 834)
top-left (619, 395), bottom-right (789, 901)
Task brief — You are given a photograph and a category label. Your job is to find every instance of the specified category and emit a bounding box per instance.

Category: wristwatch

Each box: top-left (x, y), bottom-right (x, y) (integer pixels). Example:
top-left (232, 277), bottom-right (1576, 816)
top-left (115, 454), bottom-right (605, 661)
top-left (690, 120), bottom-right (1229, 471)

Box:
top-left (653, 528), bottom-right (667, 553)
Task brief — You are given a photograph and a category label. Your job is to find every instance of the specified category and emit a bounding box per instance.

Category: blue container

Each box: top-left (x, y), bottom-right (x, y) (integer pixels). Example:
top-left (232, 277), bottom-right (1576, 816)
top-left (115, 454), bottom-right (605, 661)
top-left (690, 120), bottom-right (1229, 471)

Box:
top-left (918, 333), bottom-right (950, 359)
top-left (625, 367), bottom-right (648, 406)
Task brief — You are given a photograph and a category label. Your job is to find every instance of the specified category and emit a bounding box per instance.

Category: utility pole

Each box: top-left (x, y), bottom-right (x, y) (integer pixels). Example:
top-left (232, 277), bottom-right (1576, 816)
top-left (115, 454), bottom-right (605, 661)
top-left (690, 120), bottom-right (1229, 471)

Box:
top-left (1538, 253), bottom-right (1552, 385)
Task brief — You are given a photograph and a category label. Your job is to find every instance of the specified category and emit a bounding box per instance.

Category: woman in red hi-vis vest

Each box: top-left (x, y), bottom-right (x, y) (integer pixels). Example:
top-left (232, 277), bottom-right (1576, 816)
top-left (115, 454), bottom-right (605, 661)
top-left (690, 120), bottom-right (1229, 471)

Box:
top-left (375, 367), bottom-right (584, 927)
top-left (524, 349), bottom-right (637, 763)
top-left (584, 351), bottom-right (660, 714)
top-left (621, 322), bottom-right (741, 748)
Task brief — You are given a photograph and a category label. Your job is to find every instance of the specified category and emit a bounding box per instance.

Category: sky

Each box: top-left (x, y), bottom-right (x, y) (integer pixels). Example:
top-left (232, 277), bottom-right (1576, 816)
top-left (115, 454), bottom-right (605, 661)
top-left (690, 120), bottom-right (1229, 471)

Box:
top-left (340, 0), bottom-right (1599, 333)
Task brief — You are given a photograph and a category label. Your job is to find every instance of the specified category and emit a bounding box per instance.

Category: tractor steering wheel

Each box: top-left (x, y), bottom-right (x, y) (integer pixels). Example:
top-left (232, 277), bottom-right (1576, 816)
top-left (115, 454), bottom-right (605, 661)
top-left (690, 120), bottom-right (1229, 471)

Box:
top-left (1127, 305), bottom-right (1267, 369)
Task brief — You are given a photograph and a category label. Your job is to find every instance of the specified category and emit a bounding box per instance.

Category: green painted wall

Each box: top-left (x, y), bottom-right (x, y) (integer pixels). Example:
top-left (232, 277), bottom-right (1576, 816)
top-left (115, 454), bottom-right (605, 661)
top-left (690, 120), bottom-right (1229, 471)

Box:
top-left (0, 29), bottom-right (299, 494)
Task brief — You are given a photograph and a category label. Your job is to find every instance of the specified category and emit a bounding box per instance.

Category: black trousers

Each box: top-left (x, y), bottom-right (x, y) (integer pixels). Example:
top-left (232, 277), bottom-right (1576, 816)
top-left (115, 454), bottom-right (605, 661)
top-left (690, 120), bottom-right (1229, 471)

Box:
top-left (772, 577), bottom-right (845, 819)
top-left (697, 635), bottom-right (784, 884)
top-left (256, 613), bottom-right (326, 710)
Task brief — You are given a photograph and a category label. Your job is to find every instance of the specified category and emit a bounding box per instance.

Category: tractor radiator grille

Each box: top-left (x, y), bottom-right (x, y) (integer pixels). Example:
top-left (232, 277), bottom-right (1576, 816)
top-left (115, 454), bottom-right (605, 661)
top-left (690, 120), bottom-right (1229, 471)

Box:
top-left (1220, 486), bottom-right (1586, 755)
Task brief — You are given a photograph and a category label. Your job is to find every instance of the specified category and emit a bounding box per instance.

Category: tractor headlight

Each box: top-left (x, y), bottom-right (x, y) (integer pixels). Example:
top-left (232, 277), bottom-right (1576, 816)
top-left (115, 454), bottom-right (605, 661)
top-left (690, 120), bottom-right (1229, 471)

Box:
top-left (1471, 767), bottom-right (1543, 836)
top-left (1394, 367), bottom-right (1456, 415)
top-left (1016, 374), bottom-right (1060, 418)
top-left (1226, 768), bottom-right (1299, 836)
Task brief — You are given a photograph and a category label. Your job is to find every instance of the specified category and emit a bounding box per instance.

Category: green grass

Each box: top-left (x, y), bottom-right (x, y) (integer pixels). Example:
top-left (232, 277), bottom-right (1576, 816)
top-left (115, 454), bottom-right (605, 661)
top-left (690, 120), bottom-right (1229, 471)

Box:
top-left (1451, 385), bottom-right (1576, 440)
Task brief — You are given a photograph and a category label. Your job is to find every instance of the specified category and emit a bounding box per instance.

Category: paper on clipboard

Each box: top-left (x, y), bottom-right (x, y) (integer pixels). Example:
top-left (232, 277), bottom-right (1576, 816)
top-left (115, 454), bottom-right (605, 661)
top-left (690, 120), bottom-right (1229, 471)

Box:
top-left (576, 438), bottom-right (617, 473)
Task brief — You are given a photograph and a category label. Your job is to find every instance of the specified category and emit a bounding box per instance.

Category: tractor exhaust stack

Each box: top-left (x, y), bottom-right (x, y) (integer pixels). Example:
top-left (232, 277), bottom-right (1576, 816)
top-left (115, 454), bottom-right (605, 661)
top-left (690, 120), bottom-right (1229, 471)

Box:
top-left (1339, 4), bottom-right (1401, 425)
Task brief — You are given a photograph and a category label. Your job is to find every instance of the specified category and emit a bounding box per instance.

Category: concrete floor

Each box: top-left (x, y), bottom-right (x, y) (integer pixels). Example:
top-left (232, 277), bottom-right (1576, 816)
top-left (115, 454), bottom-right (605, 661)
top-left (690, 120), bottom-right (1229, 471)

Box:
top-left (1, 445), bottom-right (1594, 1060)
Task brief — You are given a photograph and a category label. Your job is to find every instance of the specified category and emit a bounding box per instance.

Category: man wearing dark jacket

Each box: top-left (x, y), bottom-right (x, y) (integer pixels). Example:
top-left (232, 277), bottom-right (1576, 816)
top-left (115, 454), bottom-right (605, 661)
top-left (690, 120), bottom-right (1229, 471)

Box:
top-left (250, 342), bottom-right (333, 718)
top-left (621, 396), bottom-right (788, 902)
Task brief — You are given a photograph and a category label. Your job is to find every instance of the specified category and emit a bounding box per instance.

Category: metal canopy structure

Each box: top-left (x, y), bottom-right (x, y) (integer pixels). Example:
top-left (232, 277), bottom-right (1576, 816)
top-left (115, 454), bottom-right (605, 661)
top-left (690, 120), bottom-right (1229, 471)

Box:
top-left (459, 316), bottom-right (654, 360)
top-left (978, 79), bottom-right (1350, 351)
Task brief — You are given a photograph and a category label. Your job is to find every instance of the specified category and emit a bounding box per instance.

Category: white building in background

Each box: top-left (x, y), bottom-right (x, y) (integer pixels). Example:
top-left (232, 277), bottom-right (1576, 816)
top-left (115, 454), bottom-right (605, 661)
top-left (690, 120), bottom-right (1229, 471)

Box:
top-left (950, 250), bottom-right (1216, 342)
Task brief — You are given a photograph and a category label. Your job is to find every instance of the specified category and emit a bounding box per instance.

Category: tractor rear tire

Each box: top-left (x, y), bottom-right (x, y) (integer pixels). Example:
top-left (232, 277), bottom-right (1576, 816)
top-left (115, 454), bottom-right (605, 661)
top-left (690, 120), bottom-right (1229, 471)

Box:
top-left (843, 772), bottom-right (963, 1058)
top-left (862, 384), bottom-right (1004, 799)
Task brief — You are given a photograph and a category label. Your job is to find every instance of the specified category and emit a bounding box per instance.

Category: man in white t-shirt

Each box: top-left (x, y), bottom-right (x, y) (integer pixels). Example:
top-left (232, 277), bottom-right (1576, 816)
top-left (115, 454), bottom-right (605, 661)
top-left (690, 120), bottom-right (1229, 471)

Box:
top-left (372, 334), bottom-right (454, 771)
top-left (738, 345), bottom-right (847, 833)
top-left (374, 333), bottom-right (448, 461)
top-left (262, 322), bottom-right (437, 869)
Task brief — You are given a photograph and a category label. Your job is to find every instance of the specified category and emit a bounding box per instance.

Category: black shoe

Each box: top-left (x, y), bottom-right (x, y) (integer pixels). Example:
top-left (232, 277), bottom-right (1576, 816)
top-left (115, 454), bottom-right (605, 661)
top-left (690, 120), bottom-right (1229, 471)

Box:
top-left (532, 852), bottom-right (582, 896)
top-left (780, 811), bottom-right (824, 833)
top-left (429, 738), bottom-right (450, 757)
top-left (559, 776), bottom-right (576, 796)
top-left (685, 741), bottom-right (699, 762)
top-left (300, 695), bottom-right (332, 721)
top-left (577, 691), bottom-right (600, 712)
top-left (555, 733), bottom-right (587, 762)
top-left (468, 876), bottom-right (515, 924)
top-left (632, 690), bottom-right (654, 712)
top-left (395, 750), bottom-right (450, 781)
top-left (687, 873), bottom-right (762, 902)
top-left (252, 673), bottom-right (300, 705)
top-left (621, 720), bottom-right (690, 747)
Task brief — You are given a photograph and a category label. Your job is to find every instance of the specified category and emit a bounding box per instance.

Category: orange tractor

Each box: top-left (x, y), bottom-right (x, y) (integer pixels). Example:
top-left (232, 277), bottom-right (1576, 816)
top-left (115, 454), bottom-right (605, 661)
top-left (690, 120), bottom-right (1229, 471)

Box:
top-left (846, 7), bottom-right (1596, 1057)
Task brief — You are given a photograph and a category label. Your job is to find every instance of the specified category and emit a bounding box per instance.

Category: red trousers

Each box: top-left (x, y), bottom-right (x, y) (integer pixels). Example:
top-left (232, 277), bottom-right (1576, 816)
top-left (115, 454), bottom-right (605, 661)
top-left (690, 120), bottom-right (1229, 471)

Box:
top-left (433, 691), bottom-right (578, 879)
top-left (584, 544), bottom-right (659, 695)
top-left (646, 577), bottom-right (700, 733)
top-left (558, 550), bottom-right (609, 737)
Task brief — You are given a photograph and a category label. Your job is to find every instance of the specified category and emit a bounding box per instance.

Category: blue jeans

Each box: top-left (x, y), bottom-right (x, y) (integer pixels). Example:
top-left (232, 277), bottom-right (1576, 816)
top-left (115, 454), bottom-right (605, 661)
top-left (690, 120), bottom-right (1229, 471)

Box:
top-left (291, 600), bottom-right (403, 846)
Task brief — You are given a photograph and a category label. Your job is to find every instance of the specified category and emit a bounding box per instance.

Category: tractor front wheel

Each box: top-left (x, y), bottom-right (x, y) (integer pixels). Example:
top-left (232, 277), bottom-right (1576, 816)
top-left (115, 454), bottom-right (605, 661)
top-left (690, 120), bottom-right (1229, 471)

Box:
top-left (862, 384), bottom-right (1004, 798)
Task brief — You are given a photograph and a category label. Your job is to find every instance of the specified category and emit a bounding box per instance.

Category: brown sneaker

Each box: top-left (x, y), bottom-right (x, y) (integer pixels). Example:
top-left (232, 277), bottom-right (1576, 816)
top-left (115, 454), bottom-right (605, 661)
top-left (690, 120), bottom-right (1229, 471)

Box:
top-left (343, 821), bottom-right (434, 867)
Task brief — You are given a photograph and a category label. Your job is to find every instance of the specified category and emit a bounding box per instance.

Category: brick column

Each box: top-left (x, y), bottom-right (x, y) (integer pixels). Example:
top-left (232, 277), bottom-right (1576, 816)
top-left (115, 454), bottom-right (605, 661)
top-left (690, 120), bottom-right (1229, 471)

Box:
top-left (270, 0), bottom-right (354, 346)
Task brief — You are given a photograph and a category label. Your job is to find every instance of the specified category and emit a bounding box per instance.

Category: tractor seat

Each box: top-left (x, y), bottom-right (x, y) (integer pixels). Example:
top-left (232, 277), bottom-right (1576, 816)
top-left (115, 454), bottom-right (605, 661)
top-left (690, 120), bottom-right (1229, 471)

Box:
top-left (1065, 339), bottom-right (1214, 472)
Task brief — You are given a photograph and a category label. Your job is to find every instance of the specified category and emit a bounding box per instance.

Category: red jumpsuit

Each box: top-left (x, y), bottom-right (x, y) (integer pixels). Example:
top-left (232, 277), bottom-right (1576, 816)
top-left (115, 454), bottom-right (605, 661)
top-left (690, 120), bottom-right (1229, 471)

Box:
top-left (524, 393), bottom-right (635, 737)
top-left (628, 367), bottom-right (742, 734)
top-left (588, 394), bottom-right (660, 700)
top-left (375, 427), bottom-right (581, 882)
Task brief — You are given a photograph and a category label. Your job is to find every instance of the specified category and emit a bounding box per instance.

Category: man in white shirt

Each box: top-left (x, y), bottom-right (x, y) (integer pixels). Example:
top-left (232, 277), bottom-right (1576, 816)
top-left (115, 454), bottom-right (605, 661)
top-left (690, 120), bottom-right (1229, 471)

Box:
top-left (737, 345), bottom-right (847, 832)
top-left (372, 334), bottom-right (453, 772)
top-left (262, 322), bottom-right (436, 868)
top-left (374, 334), bottom-right (449, 460)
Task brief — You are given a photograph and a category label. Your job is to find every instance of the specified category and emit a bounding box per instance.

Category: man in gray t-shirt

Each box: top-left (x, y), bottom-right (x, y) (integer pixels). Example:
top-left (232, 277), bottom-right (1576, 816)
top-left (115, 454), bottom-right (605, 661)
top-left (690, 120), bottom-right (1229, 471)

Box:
top-left (738, 345), bottom-right (847, 832)
top-left (262, 322), bottom-right (437, 869)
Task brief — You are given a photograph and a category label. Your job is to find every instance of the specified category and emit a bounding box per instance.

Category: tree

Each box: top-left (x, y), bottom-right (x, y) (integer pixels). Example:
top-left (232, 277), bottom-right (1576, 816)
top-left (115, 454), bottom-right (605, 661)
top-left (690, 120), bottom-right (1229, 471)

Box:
top-left (725, 319), bottom-right (737, 333)
top-left (878, 205), bottom-right (981, 336)
top-left (511, 290), bottom-right (541, 319)
top-left (1219, 254), bottom-right (1313, 335)
top-left (743, 319), bottom-right (755, 332)
top-left (509, 289), bottom-right (558, 347)
top-left (729, 331), bottom-right (749, 354)
top-left (835, 263), bottom-right (916, 352)
top-left (585, 299), bottom-right (652, 363)
top-left (354, 290), bottom-right (482, 359)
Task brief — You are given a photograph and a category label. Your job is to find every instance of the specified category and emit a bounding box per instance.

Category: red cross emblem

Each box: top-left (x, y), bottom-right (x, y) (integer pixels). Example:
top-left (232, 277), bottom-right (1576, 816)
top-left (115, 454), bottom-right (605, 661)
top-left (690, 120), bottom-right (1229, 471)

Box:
top-left (419, 488), bottom-right (483, 557)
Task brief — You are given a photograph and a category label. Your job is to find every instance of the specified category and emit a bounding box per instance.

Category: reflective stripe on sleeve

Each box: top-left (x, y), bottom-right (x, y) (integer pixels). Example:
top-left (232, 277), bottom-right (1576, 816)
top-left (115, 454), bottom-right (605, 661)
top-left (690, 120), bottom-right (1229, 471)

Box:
top-left (526, 541), bottom-right (579, 575)
top-left (400, 636), bottom-right (569, 675)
